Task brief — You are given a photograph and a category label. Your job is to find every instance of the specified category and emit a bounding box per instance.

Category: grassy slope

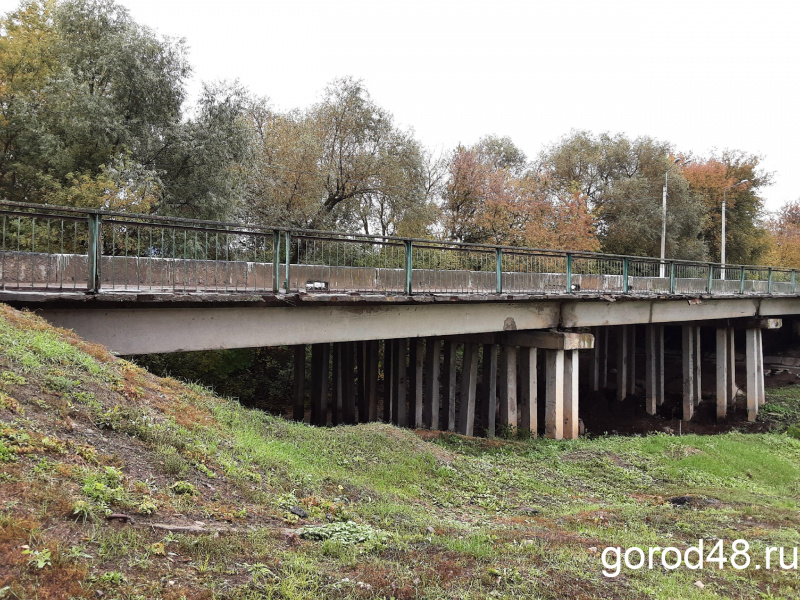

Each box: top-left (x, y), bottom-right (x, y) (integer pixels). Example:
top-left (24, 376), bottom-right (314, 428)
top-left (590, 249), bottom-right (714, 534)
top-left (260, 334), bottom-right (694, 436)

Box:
top-left (1, 304), bottom-right (799, 600)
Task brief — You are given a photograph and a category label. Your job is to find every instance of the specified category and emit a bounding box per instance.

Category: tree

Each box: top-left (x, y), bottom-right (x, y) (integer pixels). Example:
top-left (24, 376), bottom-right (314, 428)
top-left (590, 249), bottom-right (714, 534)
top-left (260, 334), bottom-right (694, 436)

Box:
top-left (0, 0), bottom-right (248, 219)
top-left (765, 199), bottom-right (800, 268)
top-left (442, 136), bottom-right (597, 250)
top-left (245, 78), bottom-right (437, 236)
top-left (681, 152), bottom-right (771, 265)
top-left (537, 131), bottom-right (706, 259)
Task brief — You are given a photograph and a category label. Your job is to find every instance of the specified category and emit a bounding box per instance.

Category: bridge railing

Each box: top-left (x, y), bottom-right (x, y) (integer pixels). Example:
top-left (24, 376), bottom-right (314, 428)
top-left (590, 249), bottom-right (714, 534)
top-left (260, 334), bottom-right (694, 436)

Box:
top-left (1, 200), bottom-right (798, 297)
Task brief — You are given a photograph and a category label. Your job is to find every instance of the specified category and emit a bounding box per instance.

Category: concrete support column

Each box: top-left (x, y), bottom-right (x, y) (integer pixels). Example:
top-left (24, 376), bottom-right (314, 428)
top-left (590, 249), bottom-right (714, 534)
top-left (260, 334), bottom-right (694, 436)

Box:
top-left (626, 325), bottom-right (636, 395)
top-left (293, 344), bottom-right (306, 422)
top-left (310, 343), bottom-right (330, 426)
top-left (410, 338), bottom-right (424, 428)
top-left (519, 346), bottom-right (537, 437)
top-left (442, 341), bottom-right (457, 431)
top-left (545, 349), bottom-right (565, 439)
top-left (617, 325), bottom-right (629, 401)
top-left (727, 328), bottom-right (736, 409)
top-left (457, 343), bottom-right (479, 436)
top-left (383, 340), bottom-right (393, 422)
top-left (745, 328), bottom-right (760, 422)
top-left (693, 327), bottom-right (702, 406)
top-left (682, 325), bottom-right (695, 422)
top-left (499, 345), bottom-right (518, 431)
top-left (656, 325), bottom-right (665, 406)
top-left (423, 338), bottom-right (441, 430)
top-left (564, 350), bottom-right (579, 439)
top-left (600, 327), bottom-right (609, 389)
top-left (356, 342), bottom-right (366, 421)
top-left (343, 342), bottom-right (356, 425)
top-left (367, 340), bottom-right (379, 421)
top-left (715, 327), bottom-right (728, 420)
top-left (479, 344), bottom-right (498, 438)
top-left (332, 342), bottom-right (344, 426)
top-left (589, 327), bottom-right (601, 392)
top-left (645, 326), bottom-right (657, 415)
top-left (757, 328), bottom-right (766, 406)
top-left (392, 338), bottom-right (408, 426)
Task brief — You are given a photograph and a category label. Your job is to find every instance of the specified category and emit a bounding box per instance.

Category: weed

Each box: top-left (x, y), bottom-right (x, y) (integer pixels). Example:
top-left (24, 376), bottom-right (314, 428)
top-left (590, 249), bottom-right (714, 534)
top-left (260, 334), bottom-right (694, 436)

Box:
top-left (155, 444), bottom-right (187, 476)
top-left (23, 547), bottom-right (52, 569)
top-left (170, 480), bottom-right (197, 496)
top-left (72, 500), bottom-right (94, 523)
top-left (137, 498), bottom-right (157, 515)
top-left (299, 520), bottom-right (390, 552)
top-left (0, 371), bottom-right (26, 385)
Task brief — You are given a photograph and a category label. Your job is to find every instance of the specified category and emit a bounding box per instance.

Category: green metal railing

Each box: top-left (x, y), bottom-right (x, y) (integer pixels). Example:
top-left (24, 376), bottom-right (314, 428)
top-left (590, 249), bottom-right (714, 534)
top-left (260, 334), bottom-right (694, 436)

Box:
top-left (0, 200), bottom-right (797, 298)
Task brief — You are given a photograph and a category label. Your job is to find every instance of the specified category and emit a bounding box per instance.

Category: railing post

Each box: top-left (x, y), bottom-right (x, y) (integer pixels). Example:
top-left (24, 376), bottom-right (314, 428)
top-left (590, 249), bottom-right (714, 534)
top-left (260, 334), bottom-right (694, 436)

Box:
top-left (495, 248), bottom-right (503, 294)
top-left (87, 212), bottom-right (102, 293)
top-left (707, 263), bottom-right (713, 294)
top-left (768, 267), bottom-right (773, 295)
top-left (622, 257), bottom-right (629, 293)
top-left (284, 231), bottom-right (290, 292)
top-left (669, 262), bottom-right (675, 294)
top-left (740, 266), bottom-right (746, 295)
top-left (273, 230), bottom-right (281, 293)
top-left (566, 252), bottom-right (573, 294)
top-left (404, 240), bottom-right (413, 295)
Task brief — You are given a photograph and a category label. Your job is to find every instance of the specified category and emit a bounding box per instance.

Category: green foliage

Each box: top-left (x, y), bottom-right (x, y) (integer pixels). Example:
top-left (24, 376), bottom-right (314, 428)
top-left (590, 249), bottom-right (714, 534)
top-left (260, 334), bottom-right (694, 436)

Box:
top-left (169, 480), bottom-right (197, 496)
top-left (299, 520), bottom-right (390, 551)
top-left (22, 548), bottom-right (52, 569)
top-left (539, 130), bottom-right (706, 259)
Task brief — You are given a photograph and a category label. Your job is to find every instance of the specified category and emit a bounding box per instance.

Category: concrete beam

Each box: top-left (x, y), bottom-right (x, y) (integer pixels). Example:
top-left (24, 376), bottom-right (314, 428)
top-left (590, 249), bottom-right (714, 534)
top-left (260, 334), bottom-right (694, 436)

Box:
top-left (442, 341), bottom-right (457, 431)
top-left (693, 326), bottom-right (702, 407)
top-left (626, 325), bottom-right (636, 395)
top-left (479, 344), bottom-right (498, 438)
top-left (500, 331), bottom-right (594, 350)
top-left (645, 326), bottom-right (657, 416)
top-left (293, 345), bottom-right (306, 422)
top-left (656, 325), bottom-right (665, 406)
top-left (33, 296), bottom-right (798, 355)
top-left (392, 339), bottom-right (407, 427)
top-left (410, 339), bottom-right (424, 428)
top-left (746, 328), bottom-right (761, 422)
top-left (458, 343), bottom-right (478, 436)
top-left (499, 345), bottom-right (518, 430)
top-left (545, 349), bottom-right (564, 439)
top-left (564, 350), bottom-right (579, 439)
top-left (716, 327), bottom-right (728, 420)
top-left (682, 326), bottom-right (694, 422)
top-left (423, 338), bottom-right (441, 430)
top-left (519, 347), bottom-right (537, 437)
top-left (311, 343), bottom-right (329, 426)
top-left (617, 325), bottom-right (628, 401)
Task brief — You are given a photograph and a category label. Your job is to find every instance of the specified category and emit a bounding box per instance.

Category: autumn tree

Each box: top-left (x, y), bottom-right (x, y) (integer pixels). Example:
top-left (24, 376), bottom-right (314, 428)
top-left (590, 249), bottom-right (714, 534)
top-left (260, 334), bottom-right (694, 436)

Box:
top-left (442, 135), bottom-right (597, 250)
top-left (681, 151), bottom-right (771, 265)
top-left (537, 131), bottom-right (705, 259)
top-left (764, 199), bottom-right (800, 268)
top-left (245, 78), bottom-right (438, 236)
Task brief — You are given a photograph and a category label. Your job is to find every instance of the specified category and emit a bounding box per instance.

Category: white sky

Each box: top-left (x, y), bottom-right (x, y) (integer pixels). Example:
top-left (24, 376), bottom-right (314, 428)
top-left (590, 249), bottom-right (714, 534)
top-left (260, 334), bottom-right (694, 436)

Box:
top-left (3, 0), bottom-right (799, 211)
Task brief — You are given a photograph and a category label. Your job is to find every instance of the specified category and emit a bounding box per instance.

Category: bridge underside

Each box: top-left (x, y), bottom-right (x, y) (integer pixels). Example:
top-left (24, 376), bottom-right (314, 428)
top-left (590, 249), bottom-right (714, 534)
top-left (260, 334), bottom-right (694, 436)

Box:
top-left (4, 291), bottom-right (797, 353)
top-left (1, 290), bottom-right (791, 438)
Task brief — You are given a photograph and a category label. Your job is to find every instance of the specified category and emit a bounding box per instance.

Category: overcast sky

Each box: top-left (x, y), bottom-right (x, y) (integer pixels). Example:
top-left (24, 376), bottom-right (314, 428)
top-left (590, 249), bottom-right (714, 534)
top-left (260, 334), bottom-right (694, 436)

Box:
top-left (3, 0), bottom-right (798, 211)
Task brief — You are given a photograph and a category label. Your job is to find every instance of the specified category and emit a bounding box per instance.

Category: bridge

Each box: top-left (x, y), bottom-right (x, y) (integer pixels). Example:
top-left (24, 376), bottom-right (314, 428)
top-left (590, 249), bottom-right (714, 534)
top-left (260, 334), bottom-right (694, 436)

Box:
top-left (2, 200), bottom-right (799, 439)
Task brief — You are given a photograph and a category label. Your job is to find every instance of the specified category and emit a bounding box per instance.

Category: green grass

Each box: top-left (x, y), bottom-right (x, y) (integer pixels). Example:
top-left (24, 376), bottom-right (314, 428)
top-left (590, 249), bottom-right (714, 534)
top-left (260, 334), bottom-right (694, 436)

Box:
top-left (2, 303), bottom-right (800, 599)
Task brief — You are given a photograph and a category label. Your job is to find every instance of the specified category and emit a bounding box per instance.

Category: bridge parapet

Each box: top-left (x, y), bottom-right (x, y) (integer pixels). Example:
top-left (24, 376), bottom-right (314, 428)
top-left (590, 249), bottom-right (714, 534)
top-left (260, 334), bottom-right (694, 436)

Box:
top-left (1, 200), bottom-right (796, 298)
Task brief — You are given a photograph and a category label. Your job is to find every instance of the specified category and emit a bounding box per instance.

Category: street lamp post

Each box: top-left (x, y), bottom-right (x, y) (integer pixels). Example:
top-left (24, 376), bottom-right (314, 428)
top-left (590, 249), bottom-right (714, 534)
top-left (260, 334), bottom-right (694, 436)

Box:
top-left (721, 179), bottom-right (750, 279)
top-left (660, 158), bottom-right (689, 277)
